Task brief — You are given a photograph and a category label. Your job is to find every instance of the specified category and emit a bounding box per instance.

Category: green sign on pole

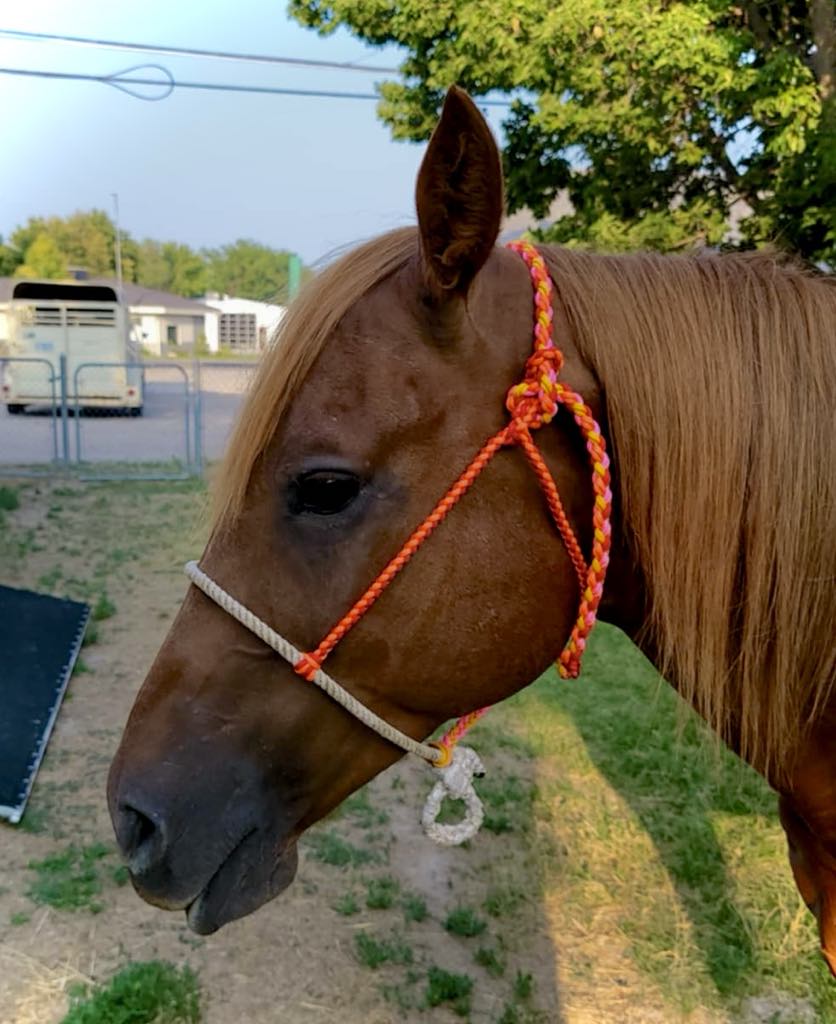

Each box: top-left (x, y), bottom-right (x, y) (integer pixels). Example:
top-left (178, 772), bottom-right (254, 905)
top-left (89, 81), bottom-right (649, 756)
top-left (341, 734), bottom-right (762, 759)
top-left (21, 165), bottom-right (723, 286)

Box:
top-left (288, 254), bottom-right (301, 302)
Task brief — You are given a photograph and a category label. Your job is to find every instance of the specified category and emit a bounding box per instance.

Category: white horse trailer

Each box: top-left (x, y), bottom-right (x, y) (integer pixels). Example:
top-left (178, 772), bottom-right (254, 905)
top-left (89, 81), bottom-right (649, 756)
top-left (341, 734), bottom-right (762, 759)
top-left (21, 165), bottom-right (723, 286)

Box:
top-left (1, 280), bottom-right (143, 415)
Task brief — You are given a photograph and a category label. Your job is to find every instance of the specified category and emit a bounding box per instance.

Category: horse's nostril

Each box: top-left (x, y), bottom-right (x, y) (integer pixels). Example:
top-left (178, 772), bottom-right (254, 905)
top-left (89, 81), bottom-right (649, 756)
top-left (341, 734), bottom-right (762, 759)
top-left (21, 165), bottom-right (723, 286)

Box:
top-left (117, 801), bottom-right (166, 873)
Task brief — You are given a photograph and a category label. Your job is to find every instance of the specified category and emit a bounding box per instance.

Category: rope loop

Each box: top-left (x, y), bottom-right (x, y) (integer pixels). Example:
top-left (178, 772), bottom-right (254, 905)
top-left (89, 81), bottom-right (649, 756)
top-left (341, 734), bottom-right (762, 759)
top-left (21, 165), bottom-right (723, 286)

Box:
top-left (421, 746), bottom-right (486, 846)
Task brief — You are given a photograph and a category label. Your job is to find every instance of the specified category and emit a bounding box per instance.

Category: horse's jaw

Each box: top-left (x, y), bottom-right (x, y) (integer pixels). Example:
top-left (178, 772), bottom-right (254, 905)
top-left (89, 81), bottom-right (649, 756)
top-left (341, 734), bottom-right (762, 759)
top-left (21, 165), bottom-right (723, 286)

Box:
top-left (183, 836), bottom-right (299, 936)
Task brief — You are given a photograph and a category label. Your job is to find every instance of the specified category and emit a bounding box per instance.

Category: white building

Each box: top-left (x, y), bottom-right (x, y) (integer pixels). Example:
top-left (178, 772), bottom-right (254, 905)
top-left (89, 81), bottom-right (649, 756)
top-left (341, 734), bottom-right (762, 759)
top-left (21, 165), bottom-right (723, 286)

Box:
top-left (202, 295), bottom-right (286, 353)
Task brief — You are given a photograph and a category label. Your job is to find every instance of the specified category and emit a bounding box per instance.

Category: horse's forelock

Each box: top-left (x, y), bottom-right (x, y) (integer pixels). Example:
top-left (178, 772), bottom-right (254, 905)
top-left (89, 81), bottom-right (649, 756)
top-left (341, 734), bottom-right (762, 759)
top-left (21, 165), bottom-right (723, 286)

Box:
top-left (212, 227), bottom-right (419, 524)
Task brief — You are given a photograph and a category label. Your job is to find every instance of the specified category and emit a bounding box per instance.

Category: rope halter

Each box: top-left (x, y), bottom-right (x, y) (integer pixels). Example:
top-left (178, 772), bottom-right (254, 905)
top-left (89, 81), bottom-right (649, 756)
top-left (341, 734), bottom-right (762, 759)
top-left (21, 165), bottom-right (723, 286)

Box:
top-left (185, 240), bottom-right (612, 846)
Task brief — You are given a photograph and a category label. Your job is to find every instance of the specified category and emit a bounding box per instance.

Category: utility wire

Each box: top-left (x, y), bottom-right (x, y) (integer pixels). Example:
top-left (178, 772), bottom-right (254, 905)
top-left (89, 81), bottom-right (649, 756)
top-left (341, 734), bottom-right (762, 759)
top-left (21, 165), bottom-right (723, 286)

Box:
top-left (0, 27), bottom-right (400, 74)
top-left (0, 65), bottom-right (515, 106)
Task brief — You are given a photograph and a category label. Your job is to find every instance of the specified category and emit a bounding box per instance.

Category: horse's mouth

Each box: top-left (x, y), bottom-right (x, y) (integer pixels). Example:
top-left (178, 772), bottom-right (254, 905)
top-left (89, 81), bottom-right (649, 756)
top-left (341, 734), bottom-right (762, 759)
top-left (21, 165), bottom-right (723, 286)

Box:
top-left (185, 833), bottom-right (299, 936)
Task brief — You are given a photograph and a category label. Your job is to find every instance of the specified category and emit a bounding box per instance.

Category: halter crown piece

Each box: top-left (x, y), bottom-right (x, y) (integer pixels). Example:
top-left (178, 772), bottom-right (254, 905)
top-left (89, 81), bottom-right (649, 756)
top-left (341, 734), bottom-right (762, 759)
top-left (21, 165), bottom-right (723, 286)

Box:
top-left (185, 240), bottom-right (612, 846)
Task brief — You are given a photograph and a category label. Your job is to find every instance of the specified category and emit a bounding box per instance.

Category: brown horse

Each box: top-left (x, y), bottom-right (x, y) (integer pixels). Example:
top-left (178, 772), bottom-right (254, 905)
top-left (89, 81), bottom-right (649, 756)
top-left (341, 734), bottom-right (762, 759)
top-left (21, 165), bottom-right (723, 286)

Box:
top-left (108, 88), bottom-right (836, 975)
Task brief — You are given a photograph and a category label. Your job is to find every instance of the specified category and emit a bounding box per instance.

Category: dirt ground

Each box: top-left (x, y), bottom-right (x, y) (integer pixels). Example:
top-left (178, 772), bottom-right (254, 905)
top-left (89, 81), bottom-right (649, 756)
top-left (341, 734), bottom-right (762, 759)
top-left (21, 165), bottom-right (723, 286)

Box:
top-left (0, 478), bottom-right (823, 1024)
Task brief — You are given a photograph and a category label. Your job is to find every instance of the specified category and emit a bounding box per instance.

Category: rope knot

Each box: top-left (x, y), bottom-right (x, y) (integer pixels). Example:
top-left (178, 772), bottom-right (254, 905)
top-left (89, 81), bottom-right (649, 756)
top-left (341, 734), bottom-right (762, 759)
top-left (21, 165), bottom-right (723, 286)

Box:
top-left (421, 745), bottom-right (486, 846)
top-left (505, 348), bottom-right (562, 430)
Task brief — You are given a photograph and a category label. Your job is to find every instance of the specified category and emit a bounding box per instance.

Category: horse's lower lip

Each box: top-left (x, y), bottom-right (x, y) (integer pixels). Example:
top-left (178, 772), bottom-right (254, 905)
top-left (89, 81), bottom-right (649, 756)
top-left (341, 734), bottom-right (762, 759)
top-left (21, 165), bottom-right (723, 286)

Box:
top-left (185, 835), bottom-right (299, 935)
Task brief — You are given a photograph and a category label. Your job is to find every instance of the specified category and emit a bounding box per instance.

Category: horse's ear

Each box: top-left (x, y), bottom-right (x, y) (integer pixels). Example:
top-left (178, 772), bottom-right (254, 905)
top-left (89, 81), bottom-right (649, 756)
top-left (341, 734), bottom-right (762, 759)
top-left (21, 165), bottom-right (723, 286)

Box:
top-left (415, 86), bottom-right (504, 298)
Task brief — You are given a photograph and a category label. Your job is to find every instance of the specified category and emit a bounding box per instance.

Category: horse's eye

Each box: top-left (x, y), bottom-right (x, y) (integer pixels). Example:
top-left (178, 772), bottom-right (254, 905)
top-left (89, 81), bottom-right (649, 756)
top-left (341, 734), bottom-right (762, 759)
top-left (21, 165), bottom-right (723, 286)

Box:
top-left (289, 470), bottom-right (362, 516)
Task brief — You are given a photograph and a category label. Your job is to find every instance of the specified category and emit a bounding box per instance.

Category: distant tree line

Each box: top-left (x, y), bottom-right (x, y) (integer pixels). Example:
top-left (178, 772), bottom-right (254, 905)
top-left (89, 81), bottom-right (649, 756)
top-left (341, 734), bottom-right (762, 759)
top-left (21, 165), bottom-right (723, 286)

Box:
top-left (0, 211), bottom-right (307, 303)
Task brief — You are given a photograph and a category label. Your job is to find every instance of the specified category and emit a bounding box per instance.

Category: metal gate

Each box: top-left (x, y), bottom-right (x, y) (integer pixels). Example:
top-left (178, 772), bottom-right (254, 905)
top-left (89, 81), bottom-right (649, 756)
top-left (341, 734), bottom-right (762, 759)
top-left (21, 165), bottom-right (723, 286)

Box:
top-left (0, 357), bottom-right (263, 480)
top-left (0, 356), bottom-right (202, 480)
top-left (0, 356), bottom-right (64, 477)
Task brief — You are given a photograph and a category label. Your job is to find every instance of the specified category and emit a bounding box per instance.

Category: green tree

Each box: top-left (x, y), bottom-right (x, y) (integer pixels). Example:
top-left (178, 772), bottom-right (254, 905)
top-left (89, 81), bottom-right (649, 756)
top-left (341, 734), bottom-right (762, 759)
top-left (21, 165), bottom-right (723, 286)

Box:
top-left (290, 0), bottom-right (836, 263)
top-left (135, 239), bottom-right (171, 290)
top-left (205, 240), bottom-right (295, 302)
top-left (9, 210), bottom-right (137, 279)
top-left (162, 243), bottom-right (207, 297)
top-left (134, 240), bottom-right (207, 296)
top-left (0, 236), bottom-right (20, 276)
top-left (13, 233), bottom-right (66, 278)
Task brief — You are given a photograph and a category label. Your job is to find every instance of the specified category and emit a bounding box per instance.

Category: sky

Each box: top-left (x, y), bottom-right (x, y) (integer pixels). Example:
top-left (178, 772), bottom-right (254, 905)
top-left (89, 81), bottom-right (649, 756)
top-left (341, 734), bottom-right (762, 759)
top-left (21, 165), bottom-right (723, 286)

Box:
top-left (0, 1), bottom-right (508, 265)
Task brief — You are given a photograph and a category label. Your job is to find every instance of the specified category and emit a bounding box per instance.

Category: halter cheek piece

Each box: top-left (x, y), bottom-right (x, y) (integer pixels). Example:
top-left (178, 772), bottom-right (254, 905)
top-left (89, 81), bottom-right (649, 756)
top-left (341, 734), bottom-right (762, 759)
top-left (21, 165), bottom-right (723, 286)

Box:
top-left (185, 241), bottom-right (612, 846)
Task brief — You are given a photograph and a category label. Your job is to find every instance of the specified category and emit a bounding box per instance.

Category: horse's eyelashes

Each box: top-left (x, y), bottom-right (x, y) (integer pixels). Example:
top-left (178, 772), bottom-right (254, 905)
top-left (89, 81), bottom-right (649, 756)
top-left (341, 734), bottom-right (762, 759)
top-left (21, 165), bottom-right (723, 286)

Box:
top-left (288, 470), bottom-right (362, 517)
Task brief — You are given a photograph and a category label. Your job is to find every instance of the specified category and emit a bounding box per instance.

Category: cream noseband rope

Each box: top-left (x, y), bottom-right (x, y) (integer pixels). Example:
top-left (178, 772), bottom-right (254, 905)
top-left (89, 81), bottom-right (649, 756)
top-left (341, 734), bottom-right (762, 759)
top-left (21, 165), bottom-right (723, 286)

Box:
top-left (184, 560), bottom-right (484, 845)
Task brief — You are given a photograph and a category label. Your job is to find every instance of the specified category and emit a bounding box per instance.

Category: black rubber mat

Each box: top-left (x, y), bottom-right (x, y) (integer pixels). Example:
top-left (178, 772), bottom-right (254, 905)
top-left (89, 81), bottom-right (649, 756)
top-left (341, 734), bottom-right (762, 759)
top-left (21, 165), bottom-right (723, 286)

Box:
top-left (0, 584), bottom-right (89, 823)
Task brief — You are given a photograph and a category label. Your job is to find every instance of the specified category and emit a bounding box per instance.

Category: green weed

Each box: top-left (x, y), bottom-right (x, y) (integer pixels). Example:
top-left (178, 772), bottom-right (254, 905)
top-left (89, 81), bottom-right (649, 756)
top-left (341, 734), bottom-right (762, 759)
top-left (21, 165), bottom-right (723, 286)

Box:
top-left (27, 843), bottom-right (110, 912)
top-left (424, 966), bottom-right (473, 1017)
top-left (474, 946), bottom-right (505, 977)
top-left (366, 876), bottom-right (399, 910)
top-left (496, 1006), bottom-right (550, 1024)
top-left (10, 911), bottom-right (30, 926)
top-left (306, 830), bottom-right (377, 867)
top-left (444, 906), bottom-right (487, 938)
top-left (402, 893), bottom-right (428, 923)
top-left (343, 787), bottom-right (390, 827)
top-left (333, 892), bottom-right (359, 916)
top-left (92, 592), bottom-right (117, 621)
top-left (0, 485), bottom-right (20, 510)
top-left (354, 932), bottom-right (413, 969)
top-left (483, 886), bottom-right (525, 918)
top-left (37, 567), bottom-right (63, 591)
top-left (513, 971), bottom-right (534, 1000)
top-left (61, 960), bottom-right (200, 1024)
top-left (111, 865), bottom-right (130, 887)
top-left (82, 620), bottom-right (100, 647)
top-left (19, 805), bottom-right (48, 834)
top-left (381, 981), bottom-right (417, 1011)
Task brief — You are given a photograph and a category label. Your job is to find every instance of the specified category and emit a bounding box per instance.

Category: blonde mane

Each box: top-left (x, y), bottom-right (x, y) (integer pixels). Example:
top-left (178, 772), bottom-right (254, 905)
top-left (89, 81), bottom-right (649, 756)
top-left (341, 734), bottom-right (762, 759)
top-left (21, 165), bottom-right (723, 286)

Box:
top-left (543, 247), bottom-right (836, 778)
top-left (216, 233), bottom-right (835, 778)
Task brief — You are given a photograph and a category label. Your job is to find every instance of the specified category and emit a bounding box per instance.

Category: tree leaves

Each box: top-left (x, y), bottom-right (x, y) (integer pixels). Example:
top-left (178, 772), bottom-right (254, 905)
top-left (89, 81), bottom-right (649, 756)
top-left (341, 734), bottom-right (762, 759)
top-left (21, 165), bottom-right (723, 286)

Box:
top-left (290, 0), bottom-right (835, 263)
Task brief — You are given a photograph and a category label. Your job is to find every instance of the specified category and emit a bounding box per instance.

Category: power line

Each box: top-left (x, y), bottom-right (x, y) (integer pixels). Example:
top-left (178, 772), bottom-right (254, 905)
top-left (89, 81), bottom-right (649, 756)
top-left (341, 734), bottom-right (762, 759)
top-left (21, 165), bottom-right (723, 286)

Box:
top-left (0, 65), bottom-right (515, 106)
top-left (0, 27), bottom-right (400, 74)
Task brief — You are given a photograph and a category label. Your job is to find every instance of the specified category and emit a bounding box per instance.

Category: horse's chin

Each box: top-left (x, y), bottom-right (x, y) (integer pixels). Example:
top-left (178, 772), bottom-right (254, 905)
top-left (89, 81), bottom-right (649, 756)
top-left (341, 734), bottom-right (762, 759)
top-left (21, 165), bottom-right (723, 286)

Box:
top-left (185, 838), bottom-right (299, 936)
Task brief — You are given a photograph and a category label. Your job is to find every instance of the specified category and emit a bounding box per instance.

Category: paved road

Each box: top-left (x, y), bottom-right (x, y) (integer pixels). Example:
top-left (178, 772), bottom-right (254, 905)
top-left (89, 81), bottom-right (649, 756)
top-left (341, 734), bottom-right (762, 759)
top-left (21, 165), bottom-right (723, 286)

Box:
top-left (0, 363), bottom-right (259, 467)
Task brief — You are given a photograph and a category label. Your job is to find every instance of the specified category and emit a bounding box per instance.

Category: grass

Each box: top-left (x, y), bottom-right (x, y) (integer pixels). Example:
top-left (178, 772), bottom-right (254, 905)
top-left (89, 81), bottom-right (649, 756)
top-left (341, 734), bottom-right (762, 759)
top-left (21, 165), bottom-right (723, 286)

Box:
top-left (61, 960), bottom-right (201, 1024)
top-left (91, 591), bottom-right (117, 621)
top-left (402, 893), bottom-right (428, 923)
top-left (0, 484), bottom-right (19, 510)
top-left (444, 905), bottom-right (487, 938)
top-left (27, 843), bottom-right (110, 912)
top-left (305, 829), bottom-right (377, 868)
top-left (483, 886), bottom-right (525, 919)
top-left (333, 891), bottom-right (359, 916)
top-left (513, 970), bottom-right (534, 1000)
top-left (82, 620), bottom-right (100, 647)
top-left (354, 931), bottom-right (414, 969)
top-left (342, 786), bottom-right (390, 828)
top-left (365, 876), bottom-right (399, 909)
top-left (508, 623), bottom-right (836, 1019)
top-left (111, 865), bottom-right (130, 887)
top-left (424, 966), bottom-right (473, 1017)
top-left (474, 945), bottom-right (505, 977)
